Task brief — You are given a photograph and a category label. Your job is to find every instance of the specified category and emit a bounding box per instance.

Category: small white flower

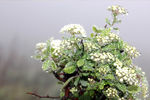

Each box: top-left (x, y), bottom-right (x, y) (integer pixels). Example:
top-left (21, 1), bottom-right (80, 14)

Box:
top-left (51, 39), bottom-right (61, 49)
top-left (108, 5), bottom-right (128, 15)
top-left (60, 24), bottom-right (86, 37)
top-left (36, 43), bottom-right (47, 51)
top-left (124, 43), bottom-right (140, 58)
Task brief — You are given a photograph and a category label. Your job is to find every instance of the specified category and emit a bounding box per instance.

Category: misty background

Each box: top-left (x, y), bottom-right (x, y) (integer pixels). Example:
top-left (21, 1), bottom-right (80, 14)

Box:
top-left (0, 0), bottom-right (150, 100)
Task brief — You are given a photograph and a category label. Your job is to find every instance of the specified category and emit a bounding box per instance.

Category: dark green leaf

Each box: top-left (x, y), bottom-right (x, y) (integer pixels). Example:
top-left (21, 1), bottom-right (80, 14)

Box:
top-left (80, 80), bottom-right (88, 87)
top-left (74, 77), bottom-right (80, 86)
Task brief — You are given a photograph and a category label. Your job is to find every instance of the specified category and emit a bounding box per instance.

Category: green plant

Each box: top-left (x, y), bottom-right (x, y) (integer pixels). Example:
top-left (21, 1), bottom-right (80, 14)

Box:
top-left (32, 5), bottom-right (149, 100)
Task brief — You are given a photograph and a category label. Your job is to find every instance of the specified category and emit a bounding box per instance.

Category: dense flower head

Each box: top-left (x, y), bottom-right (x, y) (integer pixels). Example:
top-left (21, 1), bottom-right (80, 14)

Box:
top-left (135, 65), bottom-right (149, 98)
top-left (84, 40), bottom-right (98, 51)
top-left (108, 5), bottom-right (128, 15)
top-left (97, 65), bottom-right (110, 75)
top-left (124, 43), bottom-right (140, 58)
top-left (36, 42), bottom-right (47, 51)
top-left (116, 66), bottom-right (138, 85)
top-left (70, 87), bottom-right (78, 94)
top-left (60, 24), bottom-right (86, 37)
top-left (90, 52), bottom-right (115, 63)
top-left (96, 32), bottom-right (120, 46)
top-left (113, 58), bottom-right (123, 68)
top-left (105, 87), bottom-right (118, 98)
top-left (51, 39), bottom-right (62, 56)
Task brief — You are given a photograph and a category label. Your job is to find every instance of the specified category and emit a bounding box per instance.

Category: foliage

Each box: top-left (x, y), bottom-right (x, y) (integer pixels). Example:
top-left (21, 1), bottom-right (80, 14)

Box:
top-left (33, 5), bottom-right (149, 100)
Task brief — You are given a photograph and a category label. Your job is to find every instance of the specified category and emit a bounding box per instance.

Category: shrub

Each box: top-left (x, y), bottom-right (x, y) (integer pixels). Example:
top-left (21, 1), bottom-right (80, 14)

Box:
top-left (32, 5), bottom-right (149, 100)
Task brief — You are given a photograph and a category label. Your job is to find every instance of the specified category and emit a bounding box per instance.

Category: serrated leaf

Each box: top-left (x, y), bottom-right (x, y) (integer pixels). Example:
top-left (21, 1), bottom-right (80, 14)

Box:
top-left (98, 80), bottom-right (105, 90)
top-left (104, 74), bottom-right (115, 80)
top-left (92, 26), bottom-right (102, 33)
top-left (80, 80), bottom-right (88, 87)
top-left (74, 77), bottom-right (80, 86)
top-left (82, 73), bottom-right (89, 76)
top-left (82, 65), bottom-right (94, 71)
top-left (42, 60), bottom-right (51, 71)
top-left (105, 18), bottom-right (111, 25)
top-left (51, 60), bottom-right (57, 70)
top-left (64, 65), bottom-right (76, 74)
top-left (77, 59), bottom-right (85, 67)
top-left (127, 85), bottom-right (140, 93)
top-left (116, 83), bottom-right (127, 92)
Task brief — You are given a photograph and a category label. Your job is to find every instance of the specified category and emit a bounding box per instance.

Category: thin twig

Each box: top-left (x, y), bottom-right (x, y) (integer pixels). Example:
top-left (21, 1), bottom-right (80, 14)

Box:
top-left (80, 39), bottom-right (84, 56)
top-left (26, 92), bottom-right (60, 99)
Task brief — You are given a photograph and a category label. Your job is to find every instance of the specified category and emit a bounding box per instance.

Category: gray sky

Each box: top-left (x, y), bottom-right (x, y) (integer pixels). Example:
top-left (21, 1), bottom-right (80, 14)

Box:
top-left (0, 0), bottom-right (150, 80)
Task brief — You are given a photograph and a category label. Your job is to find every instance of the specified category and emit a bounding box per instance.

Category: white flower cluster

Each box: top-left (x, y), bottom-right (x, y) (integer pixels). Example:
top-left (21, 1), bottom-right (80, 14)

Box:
top-left (84, 41), bottom-right (98, 51)
top-left (124, 44), bottom-right (140, 58)
top-left (36, 42), bottom-right (47, 52)
top-left (61, 39), bottom-right (76, 50)
top-left (114, 58), bottom-right (123, 68)
top-left (106, 87), bottom-right (118, 98)
top-left (34, 42), bottom-right (47, 60)
top-left (60, 24), bottom-right (86, 37)
top-left (70, 87), bottom-right (78, 94)
top-left (96, 33), bottom-right (120, 46)
top-left (90, 52), bottom-right (115, 63)
top-left (135, 66), bottom-right (149, 98)
top-left (108, 5), bottom-right (128, 15)
top-left (116, 66), bottom-right (138, 85)
top-left (98, 65), bottom-right (110, 75)
top-left (88, 78), bottom-right (95, 83)
top-left (51, 39), bottom-right (62, 56)
top-left (142, 81), bottom-right (149, 98)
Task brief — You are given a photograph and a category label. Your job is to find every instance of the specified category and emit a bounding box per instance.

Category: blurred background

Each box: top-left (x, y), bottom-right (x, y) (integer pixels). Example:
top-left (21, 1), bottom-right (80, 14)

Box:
top-left (0, 0), bottom-right (150, 100)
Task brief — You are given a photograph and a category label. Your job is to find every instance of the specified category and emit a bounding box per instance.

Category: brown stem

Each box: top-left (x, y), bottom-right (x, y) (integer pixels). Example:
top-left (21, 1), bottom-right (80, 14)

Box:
top-left (26, 92), bottom-right (60, 99)
top-left (53, 71), bottom-right (66, 82)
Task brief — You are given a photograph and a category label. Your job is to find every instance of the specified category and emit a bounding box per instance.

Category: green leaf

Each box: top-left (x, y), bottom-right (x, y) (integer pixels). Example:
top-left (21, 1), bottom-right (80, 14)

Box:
top-left (92, 26), bottom-right (102, 33)
top-left (113, 27), bottom-right (119, 30)
top-left (80, 80), bottom-right (88, 87)
top-left (42, 60), bottom-right (51, 71)
top-left (127, 85), bottom-right (140, 93)
top-left (82, 73), bottom-right (89, 76)
top-left (82, 65), bottom-right (94, 71)
top-left (51, 60), bottom-right (57, 71)
top-left (63, 62), bottom-right (76, 74)
top-left (74, 77), bottom-right (80, 86)
top-left (116, 83), bottom-right (127, 93)
top-left (64, 65), bottom-right (76, 74)
top-left (104, 74), bottom-right (115, 80)
top-left (98, 80), bottom-right (105, 90)
top-left (79, 92), bottom-right (92, 100)
top-left (105, 18), bottom-right (111, 25)
top-left (60, 91), bottom-right (65, 97)
top-left (90, 33), bottom-right (94, 38)
top-left (77, 59), bottom-right (85, 67)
